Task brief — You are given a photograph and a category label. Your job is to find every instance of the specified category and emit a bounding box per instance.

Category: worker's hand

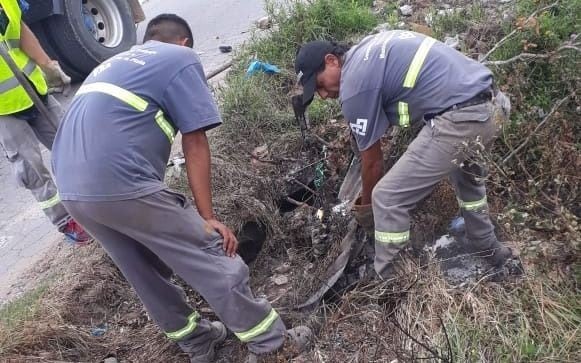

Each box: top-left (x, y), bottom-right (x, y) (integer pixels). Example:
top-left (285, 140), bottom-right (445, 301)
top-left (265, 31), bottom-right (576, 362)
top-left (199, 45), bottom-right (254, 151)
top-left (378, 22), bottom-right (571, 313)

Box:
top-left (206, 218), bottom-right (239, 257)
top-left (351, 196), bottom-right (375, 238)
top-left (39, 60), bottom-right (71, 95)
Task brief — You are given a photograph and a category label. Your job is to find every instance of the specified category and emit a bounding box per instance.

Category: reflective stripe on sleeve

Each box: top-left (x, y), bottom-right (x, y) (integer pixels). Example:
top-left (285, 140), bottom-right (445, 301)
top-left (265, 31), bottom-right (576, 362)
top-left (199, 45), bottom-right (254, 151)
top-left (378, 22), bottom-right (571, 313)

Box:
top-left (375, 230), bottom-right (410, 244)
top-left (398, 102), bottom-right (410, 127)
top-left (403, 37), bottom-right (436, 88)
top-left (166, 311), bottom-right (200, 340)
top-left (155, 110), bottom-right (176, 144)
top-left (235, 309), bottom-right (279, 342)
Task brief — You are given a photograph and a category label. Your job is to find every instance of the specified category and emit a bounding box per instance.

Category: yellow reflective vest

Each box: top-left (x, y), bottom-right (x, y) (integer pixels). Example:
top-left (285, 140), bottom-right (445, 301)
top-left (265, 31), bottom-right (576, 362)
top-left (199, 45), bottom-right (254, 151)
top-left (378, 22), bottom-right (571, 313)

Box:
top-left (0, 0), bottom-right (48, 115)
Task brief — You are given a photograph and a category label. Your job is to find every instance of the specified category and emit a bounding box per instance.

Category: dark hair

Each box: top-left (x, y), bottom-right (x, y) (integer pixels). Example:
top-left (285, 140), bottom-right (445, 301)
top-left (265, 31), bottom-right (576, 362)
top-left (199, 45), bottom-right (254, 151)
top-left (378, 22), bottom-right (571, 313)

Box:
top-left (143, 14), bottom-right (194, 48)
top-left (315, 41), bottom-right (351, 73)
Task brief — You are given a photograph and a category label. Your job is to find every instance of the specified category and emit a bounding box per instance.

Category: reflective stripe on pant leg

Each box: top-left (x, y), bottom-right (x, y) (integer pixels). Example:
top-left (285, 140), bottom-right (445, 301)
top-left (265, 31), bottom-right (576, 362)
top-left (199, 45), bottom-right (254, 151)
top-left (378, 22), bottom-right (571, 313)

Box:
top-left (458, 196), bottom-right (487, 212)
top-left (235, 308), bottom-right (279, 342)
top-left (374, 232), bottom-right (409, 278)
top-left (39, 192), bottom-right (61, 209)
top-left (166, 311), bottom-right (200, 340)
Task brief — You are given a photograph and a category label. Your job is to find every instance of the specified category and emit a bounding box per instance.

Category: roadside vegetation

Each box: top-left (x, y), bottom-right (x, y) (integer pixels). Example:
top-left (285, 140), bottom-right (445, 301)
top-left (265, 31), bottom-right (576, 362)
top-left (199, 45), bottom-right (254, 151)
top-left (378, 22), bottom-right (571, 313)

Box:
top-left (1, 0), bottom-right (578, 362)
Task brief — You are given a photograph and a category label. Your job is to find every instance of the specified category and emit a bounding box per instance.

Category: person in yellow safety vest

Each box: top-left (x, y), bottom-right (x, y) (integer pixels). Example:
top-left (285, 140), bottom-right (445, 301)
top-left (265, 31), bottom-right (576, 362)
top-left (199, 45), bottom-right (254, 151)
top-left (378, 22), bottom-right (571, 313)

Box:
top-left (0, 0), bottom-right (91, 245)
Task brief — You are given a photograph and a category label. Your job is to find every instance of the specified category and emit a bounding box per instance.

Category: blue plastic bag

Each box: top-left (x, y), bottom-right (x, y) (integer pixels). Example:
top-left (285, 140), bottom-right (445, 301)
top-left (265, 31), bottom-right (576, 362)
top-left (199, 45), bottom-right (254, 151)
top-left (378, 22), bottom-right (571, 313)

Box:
top-left (246, 60), bottom-right (280, 77)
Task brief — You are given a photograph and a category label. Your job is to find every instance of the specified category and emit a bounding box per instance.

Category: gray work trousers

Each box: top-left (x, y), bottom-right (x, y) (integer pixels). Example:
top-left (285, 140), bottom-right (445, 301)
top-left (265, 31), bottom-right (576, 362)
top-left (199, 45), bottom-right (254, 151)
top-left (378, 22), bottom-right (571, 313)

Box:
top-left (373, 92), bottom-right (511, 277)
top-left (0, 96), bottom-right (70, 229)
top-left (63, 190), bottom-right (286, 354)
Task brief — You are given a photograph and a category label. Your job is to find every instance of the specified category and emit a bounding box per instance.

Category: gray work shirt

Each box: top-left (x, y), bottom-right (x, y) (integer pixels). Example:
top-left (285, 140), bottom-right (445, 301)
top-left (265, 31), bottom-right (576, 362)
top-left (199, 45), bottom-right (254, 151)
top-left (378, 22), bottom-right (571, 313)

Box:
top-left (52, 41), bottom-right (221, 201)
top-left (340, 31), bottom-right (493, 150)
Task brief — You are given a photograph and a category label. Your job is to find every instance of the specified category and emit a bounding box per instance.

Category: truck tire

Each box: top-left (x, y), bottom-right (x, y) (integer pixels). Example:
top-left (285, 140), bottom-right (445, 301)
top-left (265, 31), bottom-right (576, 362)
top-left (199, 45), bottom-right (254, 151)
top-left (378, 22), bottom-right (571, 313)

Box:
top-left (47, 0), bottom-right (137, 78)
top-left (30, 22), bottom-right (87, 82)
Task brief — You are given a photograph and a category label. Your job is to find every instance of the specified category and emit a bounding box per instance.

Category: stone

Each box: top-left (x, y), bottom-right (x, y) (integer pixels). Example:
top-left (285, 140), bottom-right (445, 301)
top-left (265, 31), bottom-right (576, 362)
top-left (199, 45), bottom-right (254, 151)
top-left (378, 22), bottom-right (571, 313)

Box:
top-left (274, 263), bottom-right (292, 274)
top-left (256, 16), bottom-right (272, 30)
top-left (372, 22), bottom-right (392, 34)
top-left (399, 5), bottom-right (413, 16)
top-left (272, 274), bottom-right (289, 286)
top-left (444, 35), bottom-right (460, 49)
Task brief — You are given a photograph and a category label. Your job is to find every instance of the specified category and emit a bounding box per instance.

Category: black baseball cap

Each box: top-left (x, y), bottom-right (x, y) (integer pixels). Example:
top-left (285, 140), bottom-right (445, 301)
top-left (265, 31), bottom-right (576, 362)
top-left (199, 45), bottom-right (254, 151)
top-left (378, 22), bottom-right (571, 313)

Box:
top-left (294, 40), bottom-right (335, 106)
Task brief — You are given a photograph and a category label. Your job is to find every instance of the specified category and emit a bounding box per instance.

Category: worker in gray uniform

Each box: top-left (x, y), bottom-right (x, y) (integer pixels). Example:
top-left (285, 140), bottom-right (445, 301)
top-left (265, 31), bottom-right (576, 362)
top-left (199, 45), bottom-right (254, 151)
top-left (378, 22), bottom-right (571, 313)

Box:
top-left (52, 14), bottom-right (310, 363)
top-left (294, 30), bottom-right (513, 279)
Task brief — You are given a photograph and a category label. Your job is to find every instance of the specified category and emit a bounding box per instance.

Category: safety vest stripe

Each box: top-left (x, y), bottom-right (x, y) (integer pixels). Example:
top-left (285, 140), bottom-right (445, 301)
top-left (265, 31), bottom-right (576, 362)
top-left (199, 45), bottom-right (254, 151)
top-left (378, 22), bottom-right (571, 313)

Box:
top-left (166, 311), bottom-right (200, 340)
top-left (403, 37), bottom-right (436, 88)
top-left (458, 197), bottom-right (487, 211)
top-left (155, 110), bottom-right (176, 143)
top-left (39, 193), bottom-right (61, 210)
top-left (5, 39), bottom-right (20, 49)
top-left (375, 230), bottom-right (410, 244)
top-left (77, 82), bottom-right (149, 111)
top-left (235, 309), bottom-right (279, 342)
top-left (0, 59), bottom-right (38, 93)
top-left (398, 102), bottom-right (410, 127)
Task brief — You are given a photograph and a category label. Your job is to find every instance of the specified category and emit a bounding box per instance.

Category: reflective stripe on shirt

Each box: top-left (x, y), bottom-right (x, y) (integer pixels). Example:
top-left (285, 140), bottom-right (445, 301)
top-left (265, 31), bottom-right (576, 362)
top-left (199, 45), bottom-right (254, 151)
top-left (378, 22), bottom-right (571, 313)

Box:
top-left (76, 82), bottom-right (176, 143)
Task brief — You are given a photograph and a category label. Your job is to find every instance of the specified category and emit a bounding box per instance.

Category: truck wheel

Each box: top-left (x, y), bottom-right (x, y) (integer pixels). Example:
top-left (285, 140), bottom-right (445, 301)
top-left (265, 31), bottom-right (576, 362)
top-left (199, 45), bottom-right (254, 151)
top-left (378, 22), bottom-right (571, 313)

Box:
top-left (47, 0), bottom-right (137, 77)
top-left (30, 22), bottom-right (87, 82)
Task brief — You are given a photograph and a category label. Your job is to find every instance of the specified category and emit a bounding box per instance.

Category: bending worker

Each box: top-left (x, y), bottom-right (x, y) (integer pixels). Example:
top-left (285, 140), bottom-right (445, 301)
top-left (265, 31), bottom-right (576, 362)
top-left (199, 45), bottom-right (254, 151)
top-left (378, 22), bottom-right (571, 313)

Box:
top-left (294, 30), bottom-right (513, 279)
top-left (52, 14), bottom-right (310, 363)
top-left (0, 0), bottom-right (91, 244)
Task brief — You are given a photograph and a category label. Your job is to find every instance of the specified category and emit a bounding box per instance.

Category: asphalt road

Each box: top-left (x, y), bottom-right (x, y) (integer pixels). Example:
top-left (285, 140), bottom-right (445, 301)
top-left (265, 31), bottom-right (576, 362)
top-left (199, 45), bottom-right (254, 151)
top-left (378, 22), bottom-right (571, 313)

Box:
top-left (0, 0), bottom-right (266, 303)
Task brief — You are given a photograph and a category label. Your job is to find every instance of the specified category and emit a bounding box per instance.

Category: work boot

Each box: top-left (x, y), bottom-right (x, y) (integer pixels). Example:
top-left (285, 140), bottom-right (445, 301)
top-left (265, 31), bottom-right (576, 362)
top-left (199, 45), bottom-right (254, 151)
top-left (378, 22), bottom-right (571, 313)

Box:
top-left (245, 326), bottom-right (313, 363)
top-left (61, 219), bottom-right (93, 246)
top-left (472, 239), bottom-right (513, 267)
top-left (178, 321), bottom-right (228, 363)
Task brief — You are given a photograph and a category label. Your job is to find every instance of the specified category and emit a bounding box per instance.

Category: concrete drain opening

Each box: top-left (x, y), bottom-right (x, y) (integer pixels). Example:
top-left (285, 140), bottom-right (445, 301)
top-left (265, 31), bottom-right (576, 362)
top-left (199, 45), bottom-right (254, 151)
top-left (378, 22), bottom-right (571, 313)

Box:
top-left (237, 221), bottom-right (267, 265)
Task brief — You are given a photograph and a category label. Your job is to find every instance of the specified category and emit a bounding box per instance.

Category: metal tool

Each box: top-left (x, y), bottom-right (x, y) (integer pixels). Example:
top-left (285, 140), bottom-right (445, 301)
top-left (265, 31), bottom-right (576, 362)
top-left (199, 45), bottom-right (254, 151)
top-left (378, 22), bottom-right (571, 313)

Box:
top-left (0, 41), bottom-right (57, 124)
top-left (291, 93), bottom-right (310, 140)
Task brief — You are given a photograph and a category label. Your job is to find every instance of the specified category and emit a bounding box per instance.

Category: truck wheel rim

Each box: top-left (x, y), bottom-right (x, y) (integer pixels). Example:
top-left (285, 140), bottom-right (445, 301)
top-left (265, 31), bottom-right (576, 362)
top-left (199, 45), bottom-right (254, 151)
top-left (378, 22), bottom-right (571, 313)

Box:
top-left (81, 0), bottom-right (124, 48)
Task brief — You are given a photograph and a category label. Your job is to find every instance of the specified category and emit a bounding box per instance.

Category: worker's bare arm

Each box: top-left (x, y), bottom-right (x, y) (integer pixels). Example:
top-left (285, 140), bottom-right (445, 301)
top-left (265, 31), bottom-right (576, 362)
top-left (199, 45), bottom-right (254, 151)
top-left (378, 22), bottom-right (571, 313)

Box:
top-left (360, 140), bottom-right (384, 205)
top-left (182, 130), bottom-right (238, 257)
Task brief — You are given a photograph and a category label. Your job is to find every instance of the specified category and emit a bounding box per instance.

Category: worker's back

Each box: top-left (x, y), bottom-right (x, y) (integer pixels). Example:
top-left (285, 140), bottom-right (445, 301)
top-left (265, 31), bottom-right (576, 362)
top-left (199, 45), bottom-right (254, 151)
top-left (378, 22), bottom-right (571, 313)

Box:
top-left (52, 41), bottom-right (221, 202)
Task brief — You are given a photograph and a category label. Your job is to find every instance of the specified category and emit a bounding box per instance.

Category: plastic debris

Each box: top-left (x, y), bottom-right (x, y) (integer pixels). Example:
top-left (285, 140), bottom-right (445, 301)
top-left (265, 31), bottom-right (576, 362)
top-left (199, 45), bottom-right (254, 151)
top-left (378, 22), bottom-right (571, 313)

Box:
top-left (90, 324), bottom-right (108, 337)
top-left (449, 216), bottom-right (465, 235)
top-left (444, 35), bottom-right (460, 49)
top-left (246, 60), bottom-right (280, 77)
top-left (219, 45), bottom-right (232, 53)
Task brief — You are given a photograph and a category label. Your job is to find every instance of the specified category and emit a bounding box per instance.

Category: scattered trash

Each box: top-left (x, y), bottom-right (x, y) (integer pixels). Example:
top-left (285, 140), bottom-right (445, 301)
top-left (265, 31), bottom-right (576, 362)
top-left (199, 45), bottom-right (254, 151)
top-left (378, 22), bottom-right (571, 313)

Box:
top-left (90, 324), bottom-right (108, 337)
top-left (314, 161), bottom-right (325, 188)
top-left (219, 45), bottom-right (232, 53)
top-left (251, 145), bottom-right (269, 160)
top-left (272, 274), bottom-right (289, 286)
top-left (255, 16), bottom-right (272, 30)
top-left (399, 5), bottom-right (413, 16)
top-left (372, 22), bottom-right (391, 34)
top-left (246, 60), bottom-right (280, 77)
top-left (331, 200), bottom-right (350, 216)
top-left (444, 35), bottom-right (460, 49)
top-left (449, 216), bottom-right (465, 235)
top-left (275, 263), bottom-right (292, 274)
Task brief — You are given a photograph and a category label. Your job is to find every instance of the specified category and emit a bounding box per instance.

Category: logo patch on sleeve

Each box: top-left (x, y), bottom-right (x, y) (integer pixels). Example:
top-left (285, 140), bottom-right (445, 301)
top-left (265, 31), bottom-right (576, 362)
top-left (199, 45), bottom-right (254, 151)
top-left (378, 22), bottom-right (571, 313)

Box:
top-left (350, 118), bottom-right (368, 136)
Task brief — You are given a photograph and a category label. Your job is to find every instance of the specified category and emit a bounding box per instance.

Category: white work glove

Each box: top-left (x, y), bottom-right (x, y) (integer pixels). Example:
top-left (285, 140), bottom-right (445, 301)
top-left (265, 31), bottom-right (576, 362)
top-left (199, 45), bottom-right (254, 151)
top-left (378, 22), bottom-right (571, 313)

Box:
top-left (39, 60), bottom-right (71, 95)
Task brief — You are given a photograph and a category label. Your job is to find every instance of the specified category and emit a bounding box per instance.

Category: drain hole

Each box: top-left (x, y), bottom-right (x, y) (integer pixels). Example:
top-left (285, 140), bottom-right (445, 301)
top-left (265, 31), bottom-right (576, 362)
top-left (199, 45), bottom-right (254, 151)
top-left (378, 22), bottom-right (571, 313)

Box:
top-left (237, 221), bottom-right (267, 265)
top-left (278, 181), bottom-right (316, 213)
